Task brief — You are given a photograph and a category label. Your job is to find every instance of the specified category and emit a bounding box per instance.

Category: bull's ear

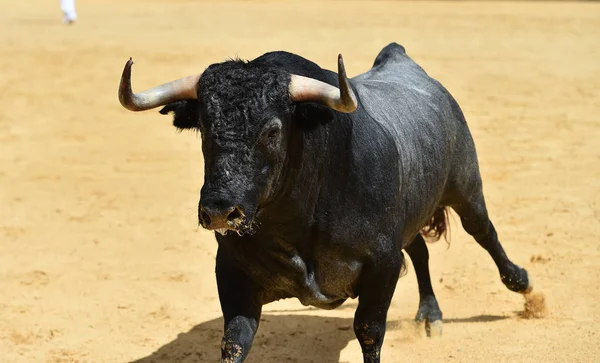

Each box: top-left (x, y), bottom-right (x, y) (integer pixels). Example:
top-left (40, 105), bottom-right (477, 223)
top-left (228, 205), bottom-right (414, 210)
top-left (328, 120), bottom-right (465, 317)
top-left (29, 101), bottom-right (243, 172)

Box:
top-left (159, 100), bottom-right (199, 130)
top-left (292, 103), bottom-right (334, 130)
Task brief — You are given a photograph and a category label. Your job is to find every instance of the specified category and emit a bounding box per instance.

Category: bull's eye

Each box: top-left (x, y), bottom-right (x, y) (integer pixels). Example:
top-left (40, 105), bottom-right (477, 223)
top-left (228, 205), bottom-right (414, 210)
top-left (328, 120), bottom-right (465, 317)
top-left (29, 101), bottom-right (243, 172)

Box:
top-left (267, 129), bottom-right (279, 139)
top-left (261, 120), bottom-right (282, 147)
top-left (263, 126), bottom-right (280, 143)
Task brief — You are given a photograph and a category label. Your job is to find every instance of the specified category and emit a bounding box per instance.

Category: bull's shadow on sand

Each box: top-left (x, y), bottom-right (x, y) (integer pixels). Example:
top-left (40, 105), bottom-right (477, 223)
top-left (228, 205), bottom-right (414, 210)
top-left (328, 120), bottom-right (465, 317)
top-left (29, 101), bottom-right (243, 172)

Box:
top-left (129, 311), bottom-right (357, 363)
top-left (129, 309), bottom-right (509, 363)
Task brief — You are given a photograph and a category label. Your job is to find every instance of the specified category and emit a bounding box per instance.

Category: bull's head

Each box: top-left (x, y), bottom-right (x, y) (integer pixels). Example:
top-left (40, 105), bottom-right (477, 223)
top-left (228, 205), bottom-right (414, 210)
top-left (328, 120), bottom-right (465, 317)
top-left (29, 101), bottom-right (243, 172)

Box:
top-left (118, 55), bottom-right (357, 236)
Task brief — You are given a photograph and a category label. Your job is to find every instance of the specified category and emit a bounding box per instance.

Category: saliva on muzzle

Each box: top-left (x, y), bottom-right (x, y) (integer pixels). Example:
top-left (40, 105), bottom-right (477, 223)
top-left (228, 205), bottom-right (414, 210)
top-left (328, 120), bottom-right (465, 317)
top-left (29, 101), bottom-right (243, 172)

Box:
top-left (197, 192), bottom-right (257, 236)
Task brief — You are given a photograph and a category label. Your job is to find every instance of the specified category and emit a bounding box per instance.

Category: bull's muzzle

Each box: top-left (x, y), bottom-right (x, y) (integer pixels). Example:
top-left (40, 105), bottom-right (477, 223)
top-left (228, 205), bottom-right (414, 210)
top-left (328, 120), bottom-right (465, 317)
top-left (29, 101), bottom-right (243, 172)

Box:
top-left (199, 203), bottom-right (245, 234)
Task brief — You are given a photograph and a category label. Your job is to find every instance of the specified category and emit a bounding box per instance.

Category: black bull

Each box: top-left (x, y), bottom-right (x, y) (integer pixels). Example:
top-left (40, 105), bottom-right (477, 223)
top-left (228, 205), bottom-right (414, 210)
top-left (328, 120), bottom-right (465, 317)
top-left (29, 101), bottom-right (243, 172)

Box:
top-left (118, 43), bottom-right (532, 363)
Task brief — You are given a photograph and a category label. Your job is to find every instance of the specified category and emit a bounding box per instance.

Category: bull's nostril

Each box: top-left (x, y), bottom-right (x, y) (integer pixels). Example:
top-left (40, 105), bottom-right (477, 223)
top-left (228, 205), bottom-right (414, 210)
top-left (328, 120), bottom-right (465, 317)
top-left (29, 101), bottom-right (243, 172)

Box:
top-left (227, 207), bottom-right (242, 222)
top-left (200, 210), bottom-right (211, 227)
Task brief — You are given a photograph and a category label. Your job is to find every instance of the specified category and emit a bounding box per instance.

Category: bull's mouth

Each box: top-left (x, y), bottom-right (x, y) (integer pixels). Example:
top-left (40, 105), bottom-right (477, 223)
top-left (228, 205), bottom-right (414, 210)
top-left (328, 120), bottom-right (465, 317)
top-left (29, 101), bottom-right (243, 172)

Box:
top-left (214, 209), bottom-right (259, 237)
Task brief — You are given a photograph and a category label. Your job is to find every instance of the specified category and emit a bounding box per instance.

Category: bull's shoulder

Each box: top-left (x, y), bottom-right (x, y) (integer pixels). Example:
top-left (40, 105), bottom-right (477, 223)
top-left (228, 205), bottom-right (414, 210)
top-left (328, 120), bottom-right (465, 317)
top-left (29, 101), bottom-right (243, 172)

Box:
top-left (351, 43), bottom-right (454, 106)
top-left (348, 44), bottom-right (463, 145)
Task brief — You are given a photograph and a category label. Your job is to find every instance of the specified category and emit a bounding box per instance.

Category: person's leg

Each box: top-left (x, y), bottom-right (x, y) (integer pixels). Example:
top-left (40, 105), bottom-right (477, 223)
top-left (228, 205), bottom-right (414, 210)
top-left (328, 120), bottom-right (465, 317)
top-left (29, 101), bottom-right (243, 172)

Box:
top-left (60, 0), bottom-right (77, 24)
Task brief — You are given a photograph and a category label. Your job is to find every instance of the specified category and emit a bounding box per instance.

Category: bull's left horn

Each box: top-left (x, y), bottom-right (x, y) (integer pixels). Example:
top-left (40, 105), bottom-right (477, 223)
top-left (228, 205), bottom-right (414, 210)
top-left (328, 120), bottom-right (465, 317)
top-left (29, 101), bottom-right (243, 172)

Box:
top-left (118, 58), bottom-right (201, 112)
top-left (289, 54), bottom-right (358, 113)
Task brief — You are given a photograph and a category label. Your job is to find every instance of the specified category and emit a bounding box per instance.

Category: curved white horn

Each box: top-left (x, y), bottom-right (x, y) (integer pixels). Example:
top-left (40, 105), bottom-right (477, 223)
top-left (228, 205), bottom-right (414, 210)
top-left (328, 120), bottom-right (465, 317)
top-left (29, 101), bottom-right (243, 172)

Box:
top-left (118, 58), bottom-right (201, 112)
top-left (289, 54), bottom-right (357, 113)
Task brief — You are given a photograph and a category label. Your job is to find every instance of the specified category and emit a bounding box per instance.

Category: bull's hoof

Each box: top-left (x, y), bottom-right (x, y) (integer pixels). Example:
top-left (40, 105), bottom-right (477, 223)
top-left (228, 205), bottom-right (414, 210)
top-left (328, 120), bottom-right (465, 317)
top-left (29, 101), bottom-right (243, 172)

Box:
top-left (501, 266), bottom-right (533, 294)
top-left (415, 295), bottom-right (443, 337)
top-left (521, 273), bottom-right (534, 294)
top-left (426, 320), bottom-right (443, 337)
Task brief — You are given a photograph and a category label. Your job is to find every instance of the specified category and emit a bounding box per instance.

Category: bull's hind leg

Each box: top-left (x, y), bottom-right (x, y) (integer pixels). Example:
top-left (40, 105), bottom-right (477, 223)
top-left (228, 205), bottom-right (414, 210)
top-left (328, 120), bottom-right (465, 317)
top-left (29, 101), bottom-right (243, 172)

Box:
top-left (405, 234), bottom-right (443, 336)
top-left (448, 175), bottom-right (532, 294)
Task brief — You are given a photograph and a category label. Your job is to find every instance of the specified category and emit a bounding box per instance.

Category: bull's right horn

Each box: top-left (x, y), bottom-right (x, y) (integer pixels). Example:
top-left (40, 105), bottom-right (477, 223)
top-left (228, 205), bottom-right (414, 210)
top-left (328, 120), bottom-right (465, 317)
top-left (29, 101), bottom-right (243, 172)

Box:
top-left (288, 54), bottom-right (358, 113)
top-left (118, 58), bottom-right (201, 112)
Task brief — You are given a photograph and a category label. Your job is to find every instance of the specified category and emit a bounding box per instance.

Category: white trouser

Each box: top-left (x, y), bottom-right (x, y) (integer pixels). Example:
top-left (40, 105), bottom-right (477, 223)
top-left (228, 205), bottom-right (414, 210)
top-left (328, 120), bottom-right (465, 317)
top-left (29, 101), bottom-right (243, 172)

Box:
top-left (60, 0), bottom-right (77, 22)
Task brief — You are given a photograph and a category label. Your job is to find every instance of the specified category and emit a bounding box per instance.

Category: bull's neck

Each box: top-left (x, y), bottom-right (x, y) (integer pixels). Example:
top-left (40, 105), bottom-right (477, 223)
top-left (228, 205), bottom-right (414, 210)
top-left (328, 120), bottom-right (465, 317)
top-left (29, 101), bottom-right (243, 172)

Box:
top-left (258, 118), bottom-right (352, 229)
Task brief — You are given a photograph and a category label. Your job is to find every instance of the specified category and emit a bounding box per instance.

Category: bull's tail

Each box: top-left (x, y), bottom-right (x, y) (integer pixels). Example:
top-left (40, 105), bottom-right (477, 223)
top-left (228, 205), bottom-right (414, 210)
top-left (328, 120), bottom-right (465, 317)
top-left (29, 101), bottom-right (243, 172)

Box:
top-left (420, 206), bottom-right (450, 243)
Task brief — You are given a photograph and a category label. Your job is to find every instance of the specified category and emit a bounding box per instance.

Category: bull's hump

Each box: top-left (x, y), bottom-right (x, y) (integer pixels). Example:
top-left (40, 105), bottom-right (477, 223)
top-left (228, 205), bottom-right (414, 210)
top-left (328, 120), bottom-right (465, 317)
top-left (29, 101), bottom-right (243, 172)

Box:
top-left (372, 42), bottom-right (407, 68)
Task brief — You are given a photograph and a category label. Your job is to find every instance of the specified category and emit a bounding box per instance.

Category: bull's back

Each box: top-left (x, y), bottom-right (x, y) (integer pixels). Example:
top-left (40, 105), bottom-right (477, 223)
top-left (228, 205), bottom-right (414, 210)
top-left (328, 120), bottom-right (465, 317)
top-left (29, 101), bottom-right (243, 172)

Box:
top-left (352, 43), bottom-right (467, 241)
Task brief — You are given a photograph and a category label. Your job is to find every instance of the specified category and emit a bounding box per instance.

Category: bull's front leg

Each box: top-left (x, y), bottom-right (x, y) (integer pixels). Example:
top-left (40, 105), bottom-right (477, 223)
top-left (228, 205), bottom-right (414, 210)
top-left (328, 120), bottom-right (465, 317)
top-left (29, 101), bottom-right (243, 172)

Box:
top-left (216, 249), bottom-right (263, 363)
top-left (353, 247), bottom-right (403, 363)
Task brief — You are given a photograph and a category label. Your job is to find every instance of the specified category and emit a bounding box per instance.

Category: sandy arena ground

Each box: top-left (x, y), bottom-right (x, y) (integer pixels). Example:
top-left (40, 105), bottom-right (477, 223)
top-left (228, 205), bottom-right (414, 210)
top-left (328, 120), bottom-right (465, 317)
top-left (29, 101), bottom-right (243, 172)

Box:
top-left (1, 1), bottom-right (599, 362)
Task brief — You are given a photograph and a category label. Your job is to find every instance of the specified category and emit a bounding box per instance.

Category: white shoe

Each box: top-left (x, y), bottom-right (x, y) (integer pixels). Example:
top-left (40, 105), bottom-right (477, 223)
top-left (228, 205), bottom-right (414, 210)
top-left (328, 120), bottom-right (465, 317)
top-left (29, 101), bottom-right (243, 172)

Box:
top-left (62, 13), bottom-right (77, 25)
